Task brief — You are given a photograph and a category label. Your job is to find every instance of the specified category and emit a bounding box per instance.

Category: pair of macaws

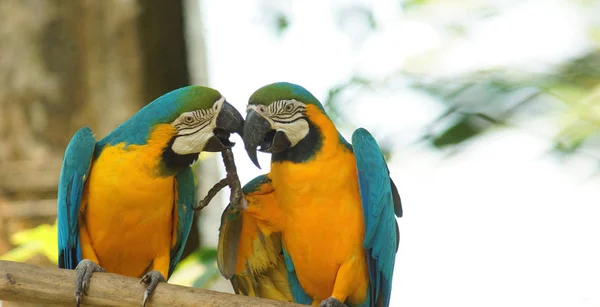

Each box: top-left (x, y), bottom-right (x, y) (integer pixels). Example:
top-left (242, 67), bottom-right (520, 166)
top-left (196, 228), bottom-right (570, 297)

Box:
top-left (57, 82), bottom-right (402, 307)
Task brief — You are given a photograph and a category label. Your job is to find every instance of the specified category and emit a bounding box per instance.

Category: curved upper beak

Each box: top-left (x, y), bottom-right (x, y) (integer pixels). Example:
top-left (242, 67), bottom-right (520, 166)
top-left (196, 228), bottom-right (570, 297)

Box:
top-left (242, 109), bottom-right (272, 169)
top-left (243, 109), bottom-right (294, 169)
top-left (216, 101), bottom-right (244, 136)
top-left (204, 101), bottom-right (244, 152)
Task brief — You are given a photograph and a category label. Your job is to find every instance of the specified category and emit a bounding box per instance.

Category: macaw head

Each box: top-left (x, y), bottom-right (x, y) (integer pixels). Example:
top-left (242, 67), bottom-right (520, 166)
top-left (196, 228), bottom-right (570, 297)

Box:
top-left (161, 86), bottom-right (244, 155)
top-left (106, 85), bottom-right (244, 156)
top-left (242, 82), bottom-right (330, 168)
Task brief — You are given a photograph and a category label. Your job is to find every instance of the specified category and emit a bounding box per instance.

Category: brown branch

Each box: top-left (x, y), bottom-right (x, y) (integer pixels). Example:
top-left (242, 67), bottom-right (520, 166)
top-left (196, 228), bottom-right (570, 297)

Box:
top-left (220, 148), bottom-right (247, 210)
top-left (194, 178), bottom-right (229, 211)
top-left (0, 260), bottom-right (303, 306)
top-left (194, 149), bottom-right (247, 211)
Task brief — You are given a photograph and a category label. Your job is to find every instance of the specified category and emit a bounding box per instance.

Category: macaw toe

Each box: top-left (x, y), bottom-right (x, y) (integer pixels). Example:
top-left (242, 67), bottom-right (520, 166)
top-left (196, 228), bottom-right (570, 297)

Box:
top-left (74, 259), bottom-right (105, 307)
top-left (319, 297), bottom-right (348, 307)
top-left (140, 270), bottom-right (166, 307)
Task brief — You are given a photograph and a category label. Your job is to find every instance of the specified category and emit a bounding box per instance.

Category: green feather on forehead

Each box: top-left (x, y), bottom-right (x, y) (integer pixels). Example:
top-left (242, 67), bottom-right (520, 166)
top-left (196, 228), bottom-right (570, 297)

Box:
top-left (248, 82), bottom-right (325, 111)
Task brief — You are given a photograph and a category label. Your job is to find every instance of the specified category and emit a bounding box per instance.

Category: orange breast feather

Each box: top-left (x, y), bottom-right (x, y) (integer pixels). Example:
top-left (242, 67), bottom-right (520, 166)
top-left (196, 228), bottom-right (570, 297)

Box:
top-left (268, 105), bottom-right (370, 304)
top-left (81, 124), bottom-right (177, 278)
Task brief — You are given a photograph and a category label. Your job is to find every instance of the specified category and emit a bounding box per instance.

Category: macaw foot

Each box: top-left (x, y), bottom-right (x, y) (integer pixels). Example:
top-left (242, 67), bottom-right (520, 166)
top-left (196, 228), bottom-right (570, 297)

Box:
top-left (74, 259), bottom-right (105, 307)
top-left (140, 270), bottom-right (166, 307)
top-left (319, 297), bottom-right (348, 307)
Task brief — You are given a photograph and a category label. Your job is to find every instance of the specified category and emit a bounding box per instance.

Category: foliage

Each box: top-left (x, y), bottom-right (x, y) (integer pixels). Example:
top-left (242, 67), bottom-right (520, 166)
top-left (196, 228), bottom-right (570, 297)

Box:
top-left (323, 51), bottom-right (600, 163)
top-left (0, 220), bottom-right (58, 264)
top-left (263, 0), bottom-right (600, 164)
top-left (168, 247), bottom-right (221, 289)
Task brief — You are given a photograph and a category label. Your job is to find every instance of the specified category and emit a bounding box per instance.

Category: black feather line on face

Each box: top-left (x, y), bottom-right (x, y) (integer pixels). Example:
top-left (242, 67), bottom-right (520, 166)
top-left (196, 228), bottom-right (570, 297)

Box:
top-left (160, 136), bottom-right (199, 176)
top-left (271, 116), bottom-right (307, 125)
top-left (268, 100), bottom-right (304, 115)
top-left (175, 108), bottom-right (214, 131)
top-left (176, 120), bottom-right (211, 136)
top-left (271, 120), bottom-right (322, 164)
top-left (270, 104), bottom-right (306, 123)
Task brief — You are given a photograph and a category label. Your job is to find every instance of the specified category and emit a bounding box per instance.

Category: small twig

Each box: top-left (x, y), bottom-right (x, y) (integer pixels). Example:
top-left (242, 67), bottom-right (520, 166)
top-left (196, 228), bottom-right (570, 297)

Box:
top-left (193, 148), bottom-right (247, 211)
top-left (193, 178), bottom-right (228, 211)
top-left (221, 148), bottom-right (248, 210)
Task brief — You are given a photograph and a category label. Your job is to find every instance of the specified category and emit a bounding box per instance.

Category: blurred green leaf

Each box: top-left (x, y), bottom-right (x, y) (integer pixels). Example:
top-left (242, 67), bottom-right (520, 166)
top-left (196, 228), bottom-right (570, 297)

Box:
top-left (274, 12), bottom-right (290, 36)
top-left (257, 0), bottom-right (600, 163)
top-left (341, 6), bottom-right (377, 30)
top-left (168, 247), bottom-right (220, 289)
top-left (192, 262), bottom-right (220, 289)
top-left (0, 220), bottom-right (58, 264)
top-left (554, 138), bottom-right (585, 154)
top-left (401, 0), bottom-right (429, 10)
top-left (548, 85), bottom-right (589, 104)
top-left (588, 27), bottom-right (600, 47)
top-left (365, 8), bottom-right (377, 29)
top-left (431, 116), bottom-right (484, 148)
top-left (446, 24), bottom-right (467, 36)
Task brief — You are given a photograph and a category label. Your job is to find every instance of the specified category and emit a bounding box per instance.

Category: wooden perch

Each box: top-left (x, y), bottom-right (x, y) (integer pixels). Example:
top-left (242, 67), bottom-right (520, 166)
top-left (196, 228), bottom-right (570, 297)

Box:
top-left (0, 260), bottom-right (303, 307)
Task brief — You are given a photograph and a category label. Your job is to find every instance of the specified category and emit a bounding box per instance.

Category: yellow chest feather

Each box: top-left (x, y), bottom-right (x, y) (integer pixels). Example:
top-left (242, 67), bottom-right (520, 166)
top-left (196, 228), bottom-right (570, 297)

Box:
top-left (81, 125), bottom-right (177, 277)
top-left (268, 107), bottom-right (369, 302)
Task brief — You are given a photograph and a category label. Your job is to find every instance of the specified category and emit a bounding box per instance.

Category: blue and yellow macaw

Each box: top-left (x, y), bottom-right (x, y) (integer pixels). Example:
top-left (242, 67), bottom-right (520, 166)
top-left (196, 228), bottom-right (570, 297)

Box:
top-left (217, 82), bottom-right (402, 307)
top-left (57, 86), bottom-right (244, 306)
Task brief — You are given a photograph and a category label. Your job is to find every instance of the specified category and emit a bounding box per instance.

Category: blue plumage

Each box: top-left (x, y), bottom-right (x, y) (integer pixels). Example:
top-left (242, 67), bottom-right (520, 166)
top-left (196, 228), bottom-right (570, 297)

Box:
top-left (275, 127), bottom-right (401, 307)
top-left (57, 127), bottom-right (95, 269)
top-left (282, 245), bottom-right (313, 305)
top-left (352, 128), bottom-right (401, 307)
top-left (56, 129), bottom-right (197, 277)
top-left (168, 166), bottom-right (197, 278)
top-left (55, 85), bottom-right (243, 307)
top-left (236, 82), bottom-right (402, 306)
top-left (96, 86), bottom-right (220, 149)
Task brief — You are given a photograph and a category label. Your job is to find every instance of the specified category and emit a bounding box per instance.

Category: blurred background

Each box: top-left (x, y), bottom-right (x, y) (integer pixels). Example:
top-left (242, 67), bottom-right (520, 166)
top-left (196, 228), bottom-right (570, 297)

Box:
top-left (1, 0), bottom-right (599, 306)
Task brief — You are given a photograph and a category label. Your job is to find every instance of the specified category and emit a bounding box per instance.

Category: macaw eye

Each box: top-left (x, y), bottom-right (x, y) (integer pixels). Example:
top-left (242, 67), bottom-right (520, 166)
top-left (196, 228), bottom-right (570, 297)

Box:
top-left (183, 115), bottom-right (195, 124)
top-left (285, 104), bottom-right (293, 112)
top-left (214, 103), bottom-right (219, 110)
top-left (258, 105), bottom-right (266, 113)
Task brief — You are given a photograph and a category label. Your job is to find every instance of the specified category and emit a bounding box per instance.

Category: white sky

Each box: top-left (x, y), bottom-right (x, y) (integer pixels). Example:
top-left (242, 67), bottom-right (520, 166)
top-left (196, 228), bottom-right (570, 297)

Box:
top-left (199, 0), bottom-right (600, 306)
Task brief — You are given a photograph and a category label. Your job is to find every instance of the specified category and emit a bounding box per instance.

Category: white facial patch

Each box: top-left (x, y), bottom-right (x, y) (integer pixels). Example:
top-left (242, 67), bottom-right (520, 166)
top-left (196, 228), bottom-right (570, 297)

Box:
top-left (247, 99), bottom-right (309, 147)
top-left (171, 96), bottom-right (225, 155)
top-left (274, 118), bottom-right (309, 147)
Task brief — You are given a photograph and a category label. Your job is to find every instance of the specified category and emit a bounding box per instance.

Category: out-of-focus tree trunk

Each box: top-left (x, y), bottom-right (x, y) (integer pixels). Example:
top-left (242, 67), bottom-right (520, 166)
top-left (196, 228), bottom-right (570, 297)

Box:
top-left (0, 1), bottom-right (203, 305)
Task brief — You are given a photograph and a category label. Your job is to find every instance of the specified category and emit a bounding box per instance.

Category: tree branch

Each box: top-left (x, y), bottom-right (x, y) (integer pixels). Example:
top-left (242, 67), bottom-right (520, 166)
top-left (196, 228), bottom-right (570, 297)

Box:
top-left (194, 148), bottom-right (248, 212)
top-left (0, 260), bottom-right (302, 306)
top-left (194, 178), bottom-right (229, 211)
top-left (221, 148), bottom-right (247, 210)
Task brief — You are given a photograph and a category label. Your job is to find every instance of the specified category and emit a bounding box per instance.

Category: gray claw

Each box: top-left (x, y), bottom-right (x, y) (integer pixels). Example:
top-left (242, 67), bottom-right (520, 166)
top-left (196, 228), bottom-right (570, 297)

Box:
top-left (319, 297), bottom-right (348, 307)
top-left (140, 270), bottom-right (166, 307)
top-left (74, 259), bottom-right (105, 307)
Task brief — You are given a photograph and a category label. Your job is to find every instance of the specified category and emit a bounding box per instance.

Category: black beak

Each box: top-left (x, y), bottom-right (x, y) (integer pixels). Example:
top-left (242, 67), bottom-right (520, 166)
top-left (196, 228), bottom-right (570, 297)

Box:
top-left (243, 110), bottom-right (271, 168)
top-left (242, 109), bottom-right (291, 169)
top-left (204, 101), bottom-right (244, 152)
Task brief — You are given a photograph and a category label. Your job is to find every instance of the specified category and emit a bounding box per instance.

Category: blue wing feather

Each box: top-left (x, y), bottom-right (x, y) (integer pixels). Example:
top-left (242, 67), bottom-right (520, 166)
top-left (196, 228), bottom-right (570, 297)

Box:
top-left (57, 127), bottom-right (96, 269)
top-left (168, 166), bottom-right (196, 277)
top-left (352, 128), bottom-right (402, 307)
top-left (282, 245), bottom-right (313, 305)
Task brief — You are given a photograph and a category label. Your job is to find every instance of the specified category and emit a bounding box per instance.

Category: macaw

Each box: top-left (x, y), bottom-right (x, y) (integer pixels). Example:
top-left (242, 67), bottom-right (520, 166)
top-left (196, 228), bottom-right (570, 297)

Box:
top-left (57, 86), bottom-right (244, 307)
top-left (217, 82), bottom-right (402, 307)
